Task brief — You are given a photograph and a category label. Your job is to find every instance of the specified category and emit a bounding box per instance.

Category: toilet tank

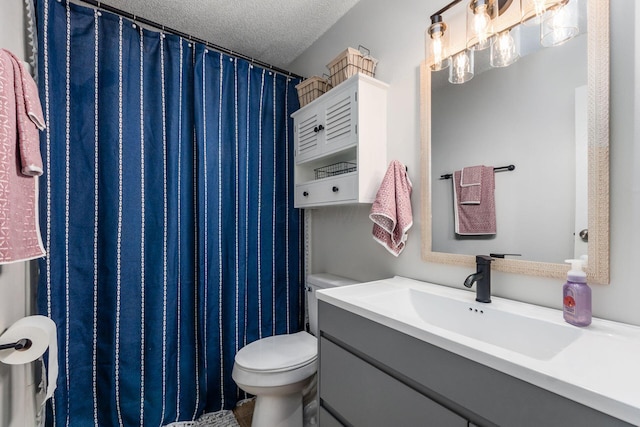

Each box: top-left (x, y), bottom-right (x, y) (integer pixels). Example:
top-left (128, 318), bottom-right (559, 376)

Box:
top-left (306, 273), bottom-right (359, 336)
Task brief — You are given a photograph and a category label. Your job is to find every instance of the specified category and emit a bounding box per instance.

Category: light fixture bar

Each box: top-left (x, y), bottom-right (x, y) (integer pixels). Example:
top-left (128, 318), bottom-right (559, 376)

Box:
top-left (430, 0), bottom-right (465, 21)
top-left (430, 0), bottom-right (512, 21)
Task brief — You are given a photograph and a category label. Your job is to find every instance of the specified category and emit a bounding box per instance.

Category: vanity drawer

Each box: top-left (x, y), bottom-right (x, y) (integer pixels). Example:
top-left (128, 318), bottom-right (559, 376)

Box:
top-left (320, 337), bottom-right (467, 427)
top-left (295, 173), bottom-right (357, 208)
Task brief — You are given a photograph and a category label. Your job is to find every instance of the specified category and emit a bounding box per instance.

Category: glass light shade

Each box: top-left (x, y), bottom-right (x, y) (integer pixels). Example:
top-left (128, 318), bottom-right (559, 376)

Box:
top-left (490, 27), bottom-right (520, 67)
top-left (520, 0), bottom-right (564, 26)
top-left (541, 0), bottom-right (579, 47)
top-left (426, 20), bottom-right (450, 71)
top-left (449, 50), bottom-right (474, 84)
top-left (467, 0), bottom-right (497, 50)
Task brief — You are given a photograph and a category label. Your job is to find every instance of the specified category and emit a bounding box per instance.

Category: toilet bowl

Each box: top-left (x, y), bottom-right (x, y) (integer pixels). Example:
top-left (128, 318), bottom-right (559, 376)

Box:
top-left (232, 332), bottom-right (317, 427)
top-left (232, 274), bottom-right (358, 427)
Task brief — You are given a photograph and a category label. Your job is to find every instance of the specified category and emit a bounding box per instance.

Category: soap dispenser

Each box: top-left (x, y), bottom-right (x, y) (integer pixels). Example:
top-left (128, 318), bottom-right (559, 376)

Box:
top-left (562, 259), bottom-right (591, 326)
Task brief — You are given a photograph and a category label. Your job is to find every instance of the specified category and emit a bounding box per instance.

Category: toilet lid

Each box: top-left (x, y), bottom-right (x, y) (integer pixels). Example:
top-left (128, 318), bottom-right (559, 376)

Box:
top-left (234, 331), bottom-right (317, 372)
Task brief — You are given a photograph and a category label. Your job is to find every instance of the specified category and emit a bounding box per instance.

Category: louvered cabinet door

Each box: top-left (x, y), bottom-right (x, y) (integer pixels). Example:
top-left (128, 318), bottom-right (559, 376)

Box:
top-left (294, 109), bottom-right (321, 163)
top-left (321, 84), bottom-right (357, 155)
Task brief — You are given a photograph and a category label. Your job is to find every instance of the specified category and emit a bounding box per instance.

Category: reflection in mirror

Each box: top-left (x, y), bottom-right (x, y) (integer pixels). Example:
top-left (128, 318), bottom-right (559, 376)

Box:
top-left (431, 5), bottom-right (586, 264)
top-left (421, 0), bottom-right (610, 284)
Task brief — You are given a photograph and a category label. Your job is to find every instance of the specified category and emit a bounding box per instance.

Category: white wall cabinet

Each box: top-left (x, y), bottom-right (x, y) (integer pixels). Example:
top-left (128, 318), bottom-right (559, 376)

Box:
top-left (292, 74), bottom-right (387, 208)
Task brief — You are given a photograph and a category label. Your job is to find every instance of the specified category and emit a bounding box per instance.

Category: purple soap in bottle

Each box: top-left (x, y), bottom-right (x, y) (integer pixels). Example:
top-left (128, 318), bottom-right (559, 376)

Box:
top-left (562, 259), bottom-right (591, 327)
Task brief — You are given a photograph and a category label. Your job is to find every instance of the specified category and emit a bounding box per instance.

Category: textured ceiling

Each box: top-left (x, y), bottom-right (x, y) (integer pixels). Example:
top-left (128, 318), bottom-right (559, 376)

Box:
top-left (98, 0), bottom-right (362, 69)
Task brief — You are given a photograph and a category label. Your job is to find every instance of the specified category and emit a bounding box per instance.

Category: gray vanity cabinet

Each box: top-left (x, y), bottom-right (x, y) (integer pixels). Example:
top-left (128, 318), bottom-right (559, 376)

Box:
top-left (318, 301), bottom-right (632, 427)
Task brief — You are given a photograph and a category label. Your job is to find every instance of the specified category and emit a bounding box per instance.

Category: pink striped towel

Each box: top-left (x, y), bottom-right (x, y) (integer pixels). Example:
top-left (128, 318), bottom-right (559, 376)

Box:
top-left (369, 160), bottom-right (413, 256)
top-left (453, 166), bottom-right (496, 235)
top-left (0, 49), bottom-right (46, 263)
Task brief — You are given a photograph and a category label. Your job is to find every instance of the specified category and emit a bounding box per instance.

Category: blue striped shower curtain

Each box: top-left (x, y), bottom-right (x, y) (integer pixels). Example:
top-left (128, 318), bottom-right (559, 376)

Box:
top-left (36, 1), bottom-right (303, 425)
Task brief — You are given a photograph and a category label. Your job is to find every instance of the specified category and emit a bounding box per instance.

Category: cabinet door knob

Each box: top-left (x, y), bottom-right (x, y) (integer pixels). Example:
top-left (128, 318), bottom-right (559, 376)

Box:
top-left (303, 191), bottom-right (309, 197)
top-left (332, 186), bottom-right (339, 193)
top-left (314, 124), bottom-right (325, 133)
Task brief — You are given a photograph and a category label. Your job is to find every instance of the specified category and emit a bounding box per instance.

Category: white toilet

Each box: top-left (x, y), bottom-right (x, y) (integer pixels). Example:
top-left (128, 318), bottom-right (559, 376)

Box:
top-left (232, 273), bottom-right (358, 427)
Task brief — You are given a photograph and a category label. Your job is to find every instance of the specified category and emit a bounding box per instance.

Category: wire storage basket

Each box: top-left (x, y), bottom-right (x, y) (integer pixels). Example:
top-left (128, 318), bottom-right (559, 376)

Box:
top-left (327, 46), bottom-right (378, 87)
top-left (295, 76), bottom-right (332, 107)
top-left (314, 161), bottom-right (357, 180)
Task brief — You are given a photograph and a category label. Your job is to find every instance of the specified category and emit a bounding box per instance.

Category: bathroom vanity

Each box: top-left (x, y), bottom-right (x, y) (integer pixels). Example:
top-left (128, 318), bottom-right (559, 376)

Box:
top-left (316, 277), bottom-right (639, 426)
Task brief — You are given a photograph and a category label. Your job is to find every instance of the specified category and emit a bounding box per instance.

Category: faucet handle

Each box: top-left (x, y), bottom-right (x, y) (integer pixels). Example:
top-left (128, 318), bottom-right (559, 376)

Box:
top-left (476, 255), bottom-right (494, 264)
top-left (489, 253), bottom-right (522, 259)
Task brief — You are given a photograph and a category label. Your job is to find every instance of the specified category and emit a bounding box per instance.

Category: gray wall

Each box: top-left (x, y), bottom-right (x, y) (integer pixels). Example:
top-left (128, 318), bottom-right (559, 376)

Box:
top-left (288, 0), bottom-right (640, 326)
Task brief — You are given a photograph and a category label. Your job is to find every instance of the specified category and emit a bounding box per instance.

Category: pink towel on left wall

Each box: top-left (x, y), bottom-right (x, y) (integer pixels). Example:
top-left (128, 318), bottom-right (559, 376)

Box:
top-left (369, 160), bottom-right (413, 256)
top-left (0, 49), bottom-right (46, 263)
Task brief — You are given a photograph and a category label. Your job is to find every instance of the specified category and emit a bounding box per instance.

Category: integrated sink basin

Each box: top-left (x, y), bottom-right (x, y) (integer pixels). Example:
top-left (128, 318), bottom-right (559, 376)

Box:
top-left (357, 287), bottom-right (582, 360)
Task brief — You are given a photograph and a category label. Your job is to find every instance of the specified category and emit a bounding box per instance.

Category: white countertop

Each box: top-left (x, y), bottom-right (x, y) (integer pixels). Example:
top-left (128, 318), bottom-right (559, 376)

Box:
top-left (317, 276), bottom-right (640, 425)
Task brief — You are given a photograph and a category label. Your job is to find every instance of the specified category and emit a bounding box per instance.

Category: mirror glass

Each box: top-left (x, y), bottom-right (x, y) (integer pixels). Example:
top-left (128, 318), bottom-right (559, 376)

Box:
top-left (421, 0), bottom-right (609, 283)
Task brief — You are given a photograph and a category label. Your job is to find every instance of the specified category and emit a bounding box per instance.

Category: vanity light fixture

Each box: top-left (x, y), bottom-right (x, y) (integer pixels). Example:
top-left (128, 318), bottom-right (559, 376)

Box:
top-left (490, 26), bottom-right (520, 67)
top-left (426, 0), bottom-right (580, 84)
top-left (540, 0), bottom-right (579, 47)
top-left (426, 14), bottom-right (450, 71)
top-left (449, 49), bottom-right (475, 84)
top-left (425, 0), bottom-right (509, 82)
top-left (467, 0), bottom-right (498, 50)
top-left (520, 0), bottom-right (561, 25)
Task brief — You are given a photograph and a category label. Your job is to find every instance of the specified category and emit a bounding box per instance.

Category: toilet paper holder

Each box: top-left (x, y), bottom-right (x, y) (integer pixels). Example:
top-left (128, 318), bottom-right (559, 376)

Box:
top-left (0, 338), bottom-right (32, 351)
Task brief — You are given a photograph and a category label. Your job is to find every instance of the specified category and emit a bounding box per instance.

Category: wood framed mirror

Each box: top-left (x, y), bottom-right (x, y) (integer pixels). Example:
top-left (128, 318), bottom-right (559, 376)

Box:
top-left (421, 0), bottom-right (609, 284)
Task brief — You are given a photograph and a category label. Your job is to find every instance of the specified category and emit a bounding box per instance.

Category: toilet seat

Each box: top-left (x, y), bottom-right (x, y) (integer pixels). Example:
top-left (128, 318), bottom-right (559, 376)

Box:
top-left (234, 331), bottom-right (317, 373)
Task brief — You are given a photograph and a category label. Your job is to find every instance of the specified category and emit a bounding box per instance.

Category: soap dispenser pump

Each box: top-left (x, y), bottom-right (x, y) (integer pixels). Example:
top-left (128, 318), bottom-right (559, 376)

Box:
top-left (562, 259), bottom-right (591, 326)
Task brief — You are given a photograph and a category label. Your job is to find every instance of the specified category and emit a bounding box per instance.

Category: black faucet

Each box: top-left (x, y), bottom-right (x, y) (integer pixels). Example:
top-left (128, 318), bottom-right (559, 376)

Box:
top-left (464, 255), bottom-right (494, 303)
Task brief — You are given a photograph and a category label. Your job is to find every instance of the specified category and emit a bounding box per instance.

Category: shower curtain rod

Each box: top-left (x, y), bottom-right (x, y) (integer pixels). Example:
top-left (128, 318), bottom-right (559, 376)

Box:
top-left (69, 0), bottom-right (305, 80)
